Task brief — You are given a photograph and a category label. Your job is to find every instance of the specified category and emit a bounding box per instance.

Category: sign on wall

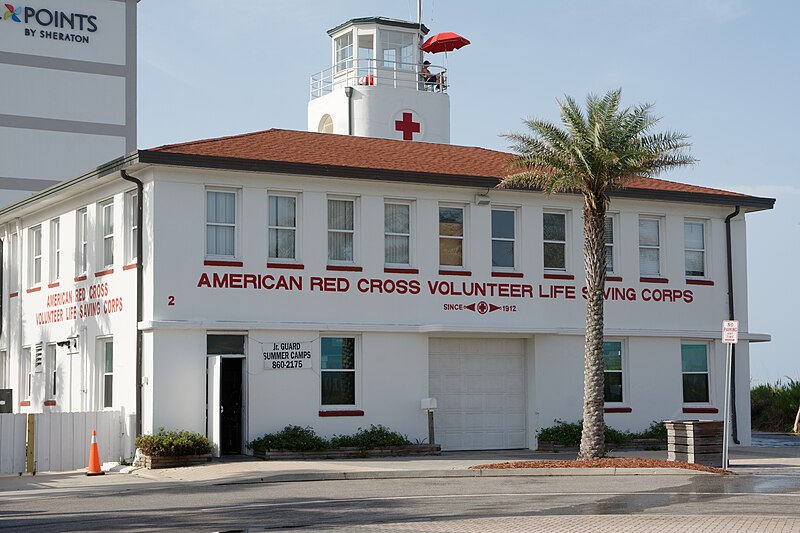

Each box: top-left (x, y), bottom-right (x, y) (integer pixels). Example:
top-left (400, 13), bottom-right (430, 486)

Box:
top-left (263, 341), bottom-right (313, 370)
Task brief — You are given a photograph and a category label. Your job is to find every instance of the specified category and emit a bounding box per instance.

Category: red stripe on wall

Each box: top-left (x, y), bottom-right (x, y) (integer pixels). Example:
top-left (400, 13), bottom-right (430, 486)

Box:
top-left (74, 275), bottom-right (87, 282)
top-left (319, 410), bottom-right (365, 417)
top-left (26, 287), bottom-right (41, 293)
top-left (204, 260), bottom-right (243, 267)
top-left (384, 267), bottom-right (419, 274)
top-left (95, 269), bottom-right (114, 277)
top-left (438, 270), bottom-right (472, 276)
top-left (640, 277), bottom-right (669, 284)
top-left (19, 401), bottom-right (30, 407)
top-left (48, 282), bottom-right (60, 288)
top-left (268, 263), bottom-right (305, 270)
top-left (686, 279), bottom-right (714, 286)
top-left (604, 407), bottom-right (632, 413)
top-left (44, 400), bottom-right (56, 406)
top-left (123, 263), bottom-right (138, 271)
top-left (543, 273), bottom-right (575, 280)
top-left (491, 271), bottom-right (524, 278)
top-left (326, 265), bottom-right (363, 272)
top-left (682, 407), bottom-right (719, 414)
top-left (606, 276), bottom-right (623, 282)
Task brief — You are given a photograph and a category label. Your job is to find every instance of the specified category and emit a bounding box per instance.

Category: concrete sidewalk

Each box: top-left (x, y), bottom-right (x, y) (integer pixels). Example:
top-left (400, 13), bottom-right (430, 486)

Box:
top-left (128, 439), bottom-right (800, 485)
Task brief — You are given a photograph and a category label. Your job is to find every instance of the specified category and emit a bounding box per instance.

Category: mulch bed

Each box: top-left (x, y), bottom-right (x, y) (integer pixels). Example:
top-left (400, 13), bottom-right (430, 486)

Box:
top-left (470, 457), bottom-right (725, 474)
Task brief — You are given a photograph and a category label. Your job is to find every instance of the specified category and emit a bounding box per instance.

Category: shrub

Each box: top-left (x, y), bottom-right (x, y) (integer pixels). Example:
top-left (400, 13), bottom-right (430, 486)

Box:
top-left (537, 419), bottom-right (668, 446)
top-left (751, 379), bottom-right (800, 432)
top-left (329, 425), bottom-right (411, 450)
top-left (136, 429), bottom-right (211, 457)
top-left (247, 425), bottom-right (329, 452)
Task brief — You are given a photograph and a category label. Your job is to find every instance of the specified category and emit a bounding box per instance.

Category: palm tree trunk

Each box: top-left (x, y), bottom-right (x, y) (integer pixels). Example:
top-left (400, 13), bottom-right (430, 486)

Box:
top-left (578, 194), bottom-right (607, 460)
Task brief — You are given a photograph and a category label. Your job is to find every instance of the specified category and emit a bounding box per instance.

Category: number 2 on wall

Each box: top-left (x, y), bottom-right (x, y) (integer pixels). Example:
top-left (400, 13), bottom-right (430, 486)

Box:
top-left (167, 296), bottom-right (175, 306)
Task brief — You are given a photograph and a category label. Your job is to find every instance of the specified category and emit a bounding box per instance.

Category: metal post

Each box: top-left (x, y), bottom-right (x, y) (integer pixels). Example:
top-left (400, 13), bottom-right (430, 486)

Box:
top-left (722, 342), bottom-right (733, 469)
top-left (427, 410), bottom-right (435, 445)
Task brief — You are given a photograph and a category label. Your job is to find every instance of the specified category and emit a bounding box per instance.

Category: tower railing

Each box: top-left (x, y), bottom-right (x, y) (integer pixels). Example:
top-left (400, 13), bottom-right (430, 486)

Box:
top-left (310, 58), bottom-right (447, 100)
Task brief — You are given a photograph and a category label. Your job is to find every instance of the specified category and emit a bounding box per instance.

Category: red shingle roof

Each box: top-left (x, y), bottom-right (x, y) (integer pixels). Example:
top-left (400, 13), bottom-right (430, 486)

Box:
top-left (146, 129), bottom-right (771, 207)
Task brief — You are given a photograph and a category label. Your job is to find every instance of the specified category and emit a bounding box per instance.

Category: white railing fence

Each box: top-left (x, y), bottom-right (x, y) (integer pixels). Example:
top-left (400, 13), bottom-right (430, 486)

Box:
top-left (310, 58), bottom-right (448, 99)
top-left (0, 411), bottom-right (135, 474)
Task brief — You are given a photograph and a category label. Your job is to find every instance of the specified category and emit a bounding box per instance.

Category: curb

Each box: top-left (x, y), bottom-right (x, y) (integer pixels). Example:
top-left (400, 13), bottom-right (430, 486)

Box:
top-left (212, 467), bottom-right (717, 485)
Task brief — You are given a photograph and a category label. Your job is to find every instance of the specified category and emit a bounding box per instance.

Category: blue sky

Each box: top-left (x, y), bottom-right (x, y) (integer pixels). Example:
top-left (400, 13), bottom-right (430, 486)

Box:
top-left (138, 0), bottom-right (799, 384)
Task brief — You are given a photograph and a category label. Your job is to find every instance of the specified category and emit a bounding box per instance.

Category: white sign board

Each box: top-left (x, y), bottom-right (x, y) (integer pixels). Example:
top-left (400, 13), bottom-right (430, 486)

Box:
top-left (263, 341), bottom-right (313, 370)
top-left (722, 320), bottom-right (739, 344)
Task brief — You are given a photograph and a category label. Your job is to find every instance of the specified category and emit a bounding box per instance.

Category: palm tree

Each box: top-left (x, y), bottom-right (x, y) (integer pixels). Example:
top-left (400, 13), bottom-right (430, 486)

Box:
top-left (501, 89), bottom-right (695, 460)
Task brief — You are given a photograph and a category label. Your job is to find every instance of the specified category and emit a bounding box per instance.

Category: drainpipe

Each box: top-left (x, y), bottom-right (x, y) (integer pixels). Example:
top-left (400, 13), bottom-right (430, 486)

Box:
top-left (725, 206), bottom-right (740, 445)
top-left (120, 170), bottom-right (144, 437)
top-left (344, 86), bottom-right (354, 135)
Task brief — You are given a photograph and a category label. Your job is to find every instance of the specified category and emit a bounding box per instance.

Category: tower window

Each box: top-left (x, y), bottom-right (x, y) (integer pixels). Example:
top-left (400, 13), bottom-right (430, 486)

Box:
top-left (319, 115), bottom-right (334, 134)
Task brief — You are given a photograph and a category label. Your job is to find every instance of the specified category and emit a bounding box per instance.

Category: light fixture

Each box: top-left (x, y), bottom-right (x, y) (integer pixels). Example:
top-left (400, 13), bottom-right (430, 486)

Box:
top-left (474, 194), bottom-right (490, 206)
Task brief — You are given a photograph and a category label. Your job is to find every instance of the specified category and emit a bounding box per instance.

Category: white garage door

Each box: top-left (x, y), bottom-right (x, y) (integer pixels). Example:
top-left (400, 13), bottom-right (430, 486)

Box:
top-left (429, 338), bottom-right (527, 451)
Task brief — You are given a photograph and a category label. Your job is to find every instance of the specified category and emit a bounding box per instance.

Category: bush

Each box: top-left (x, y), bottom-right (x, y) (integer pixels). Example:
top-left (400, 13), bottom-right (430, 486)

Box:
top-left (248, 424), bottom-right (411, 452)
top-left (537, 419), bottom-right (668, 446)
top-left (329, 425), bottom-right (411, 450)
top-left (751, 379), bottom-right (800, 432)
top-left (247, 425), bottom-right (329, 452)
top-left (136, 429), bottom-right (212, 457)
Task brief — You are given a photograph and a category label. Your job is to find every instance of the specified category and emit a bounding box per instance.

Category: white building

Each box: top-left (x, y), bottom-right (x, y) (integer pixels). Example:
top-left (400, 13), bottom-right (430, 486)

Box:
top-left (0, 0), bottom-right (136, 206)
top-left (0, 16), bottom-right (774, 455)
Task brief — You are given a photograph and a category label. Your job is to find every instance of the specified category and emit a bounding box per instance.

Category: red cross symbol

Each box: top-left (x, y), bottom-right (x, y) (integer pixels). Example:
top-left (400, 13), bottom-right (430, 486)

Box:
top-left (395, 112), bottom-right (420, 140)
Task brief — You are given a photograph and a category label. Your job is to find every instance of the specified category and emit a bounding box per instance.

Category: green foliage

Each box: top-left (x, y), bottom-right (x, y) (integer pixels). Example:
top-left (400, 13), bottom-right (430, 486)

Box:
top-left (136, 428), bottom-right (212, 457)
top-left (537, 419), bottom-right (667, 446)
top-left (248, 424), bottom-right (410, 452)
top-left (247, 425), bottom-right (329, 452)
top-left (751, 379), bottom-right (800, 432)
top-left (329, 425), bottom-right (411, 450)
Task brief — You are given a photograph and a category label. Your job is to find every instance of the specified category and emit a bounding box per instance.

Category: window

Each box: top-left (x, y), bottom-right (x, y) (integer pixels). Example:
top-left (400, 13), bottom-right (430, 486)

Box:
top-left (49, 218), bottom-right (60, 282)
top-left (684, 220), bottom-right (706, 278)
top-left (46, 344), bottom-right (56, 399)
top-left (126, 191), bottom-right (138, 263)
top-left (380, 30), bottom-right (414, 69)
top-left (439, 205), bottom-right (464, 267)
top-left (605, 216), bottom-right (615, 273)
top-left (318, 115), bottom-right (334, 134)
top-left (491, 209), bottom-right (516, 269)
top-left (100, 200), bottom-right (114, 268)
top-left (385, 202), bottom-right (411, 266)
top-left (101, 339), bottom-right (113, 408)
top-left (328, 198), bottom-right (355, 262)
top-left (321, 337), bottom-right (356, 405)
top-left (207, 334), bottom-right (246, 355)
top-left (268, 194), bottom-right (297, 261)
top-left (681, 343), bottom-right (710, 403)
top-left (604, 341), bottom-right (624, 403)
top-left (334, 31), bottom-right (353, 73)
top-left (9, 232), bottom-right (18, 293)
top-left (76, 208), bottom-right (88, 275)
top-left (21, 347), bottom-right (31, 400)
top-left (206, 190), bottom-right (237, 258)
top-left (543, 212), bottom-right (567, 270)
top-left (0, 350), bottom-right (8, 389)
top-left (639, 217), bottom-right (661, 276)
top-left (29, 225), bottom-right (42, 286)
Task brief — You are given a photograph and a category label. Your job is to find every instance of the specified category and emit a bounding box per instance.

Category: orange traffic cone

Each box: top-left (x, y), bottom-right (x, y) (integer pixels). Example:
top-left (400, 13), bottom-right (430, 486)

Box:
top-left (86, 429), bottom-right (105, 476)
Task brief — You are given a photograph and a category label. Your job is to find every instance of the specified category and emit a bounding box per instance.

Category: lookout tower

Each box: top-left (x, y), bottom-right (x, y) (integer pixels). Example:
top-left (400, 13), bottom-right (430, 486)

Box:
top-left (308, 17), bottom-right (451, 144)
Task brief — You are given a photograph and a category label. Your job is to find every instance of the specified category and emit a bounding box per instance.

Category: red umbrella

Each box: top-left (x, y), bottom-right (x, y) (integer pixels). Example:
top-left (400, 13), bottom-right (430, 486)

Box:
top-left (420, 32), bottom-right (470, 54)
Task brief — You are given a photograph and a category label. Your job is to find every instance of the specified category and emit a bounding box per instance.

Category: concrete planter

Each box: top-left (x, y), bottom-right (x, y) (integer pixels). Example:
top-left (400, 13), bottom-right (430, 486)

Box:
top-left (537, 438), bottom-right (665, 452)
top-left (252, 444), bottom-right (441, 460)
top-left (665, 420), bottom-right (723, 467)
top-left (138, 453), bottom-right (213, 469)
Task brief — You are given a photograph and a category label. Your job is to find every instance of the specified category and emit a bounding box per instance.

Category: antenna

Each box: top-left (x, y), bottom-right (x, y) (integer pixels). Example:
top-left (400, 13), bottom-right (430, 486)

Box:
top-left (417, 0), bottom-right (422, 25)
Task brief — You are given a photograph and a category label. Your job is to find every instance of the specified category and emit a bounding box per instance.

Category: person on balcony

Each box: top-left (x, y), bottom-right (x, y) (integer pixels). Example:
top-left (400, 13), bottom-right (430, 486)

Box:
top-left (421, 61), bottom-right (442, 91)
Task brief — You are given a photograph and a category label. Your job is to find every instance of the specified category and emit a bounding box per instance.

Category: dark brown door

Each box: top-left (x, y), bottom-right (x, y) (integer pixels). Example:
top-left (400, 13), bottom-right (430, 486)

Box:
top-left (220, 358), bottom-right (243, 454)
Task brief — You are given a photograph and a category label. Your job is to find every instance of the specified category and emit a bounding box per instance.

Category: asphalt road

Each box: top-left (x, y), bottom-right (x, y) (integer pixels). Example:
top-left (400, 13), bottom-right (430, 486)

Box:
top-left (3, 473), bottom-right (800, 532)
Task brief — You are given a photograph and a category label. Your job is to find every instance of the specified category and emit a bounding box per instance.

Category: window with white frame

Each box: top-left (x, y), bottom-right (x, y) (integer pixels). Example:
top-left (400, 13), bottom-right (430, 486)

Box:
top-left (385, 201), bottom-right (411, 266)
top-left (491, 208), bottom-right (516, 269)
top-left (0, 350), bottom-right (8, 389)
top-left (605, 216), bottom-right (615, 273)
top-left (126, 191), bottom-right (138, 264)
top-left (334, 31), bottom-right (353, 73)
top-left (21, 346), bottom-right (31, 400)
top-left (101, 338), bottom-right (113, 408)
top-left (49, 218), bottom-right (60, 282)
top-left (320, 337), bottom-right (356, 405)
top-left (29, 225), bottom-right (42, 286)
top-left (9, 232), bottom-right (18, 293)
top-left (46, 343), bottom-right (56, 399)
top-left (328, 198), bottom-right (355, 262)
top-left (681, 343), bottom-right (710, 403)
top-left (99, 200), bottom-right (114, 268)
top-left (76, 208), bottom-right (88, 275)
top-left (604, 341), bottom-right (624, 403)
top-left (439, 205), bottom-right (464, 268)
top-left (206, 190), bottom-right (237, 258)
top-left (543, 211), bottom-right (567, 271)
top-left (639, 217), bottom-right (662, 276)
top-left (380, 30), bottom-right (414, 69)
top-left (268, 194), bottom-right (297, 261)
top-left (684, 220), bottom-right (706, 278)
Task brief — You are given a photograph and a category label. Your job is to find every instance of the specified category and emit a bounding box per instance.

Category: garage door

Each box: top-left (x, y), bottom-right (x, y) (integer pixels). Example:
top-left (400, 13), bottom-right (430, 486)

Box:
top-left (429, 338), bottom-right (526, 451)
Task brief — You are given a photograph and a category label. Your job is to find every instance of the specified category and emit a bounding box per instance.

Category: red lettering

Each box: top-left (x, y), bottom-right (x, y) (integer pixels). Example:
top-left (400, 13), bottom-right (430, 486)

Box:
top-left (197, 273), bottom-right (211, 288)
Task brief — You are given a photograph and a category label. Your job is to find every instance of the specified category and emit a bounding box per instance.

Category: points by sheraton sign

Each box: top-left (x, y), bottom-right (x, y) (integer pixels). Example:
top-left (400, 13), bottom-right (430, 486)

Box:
top-left (1, 3), bottom-right (99, 44)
